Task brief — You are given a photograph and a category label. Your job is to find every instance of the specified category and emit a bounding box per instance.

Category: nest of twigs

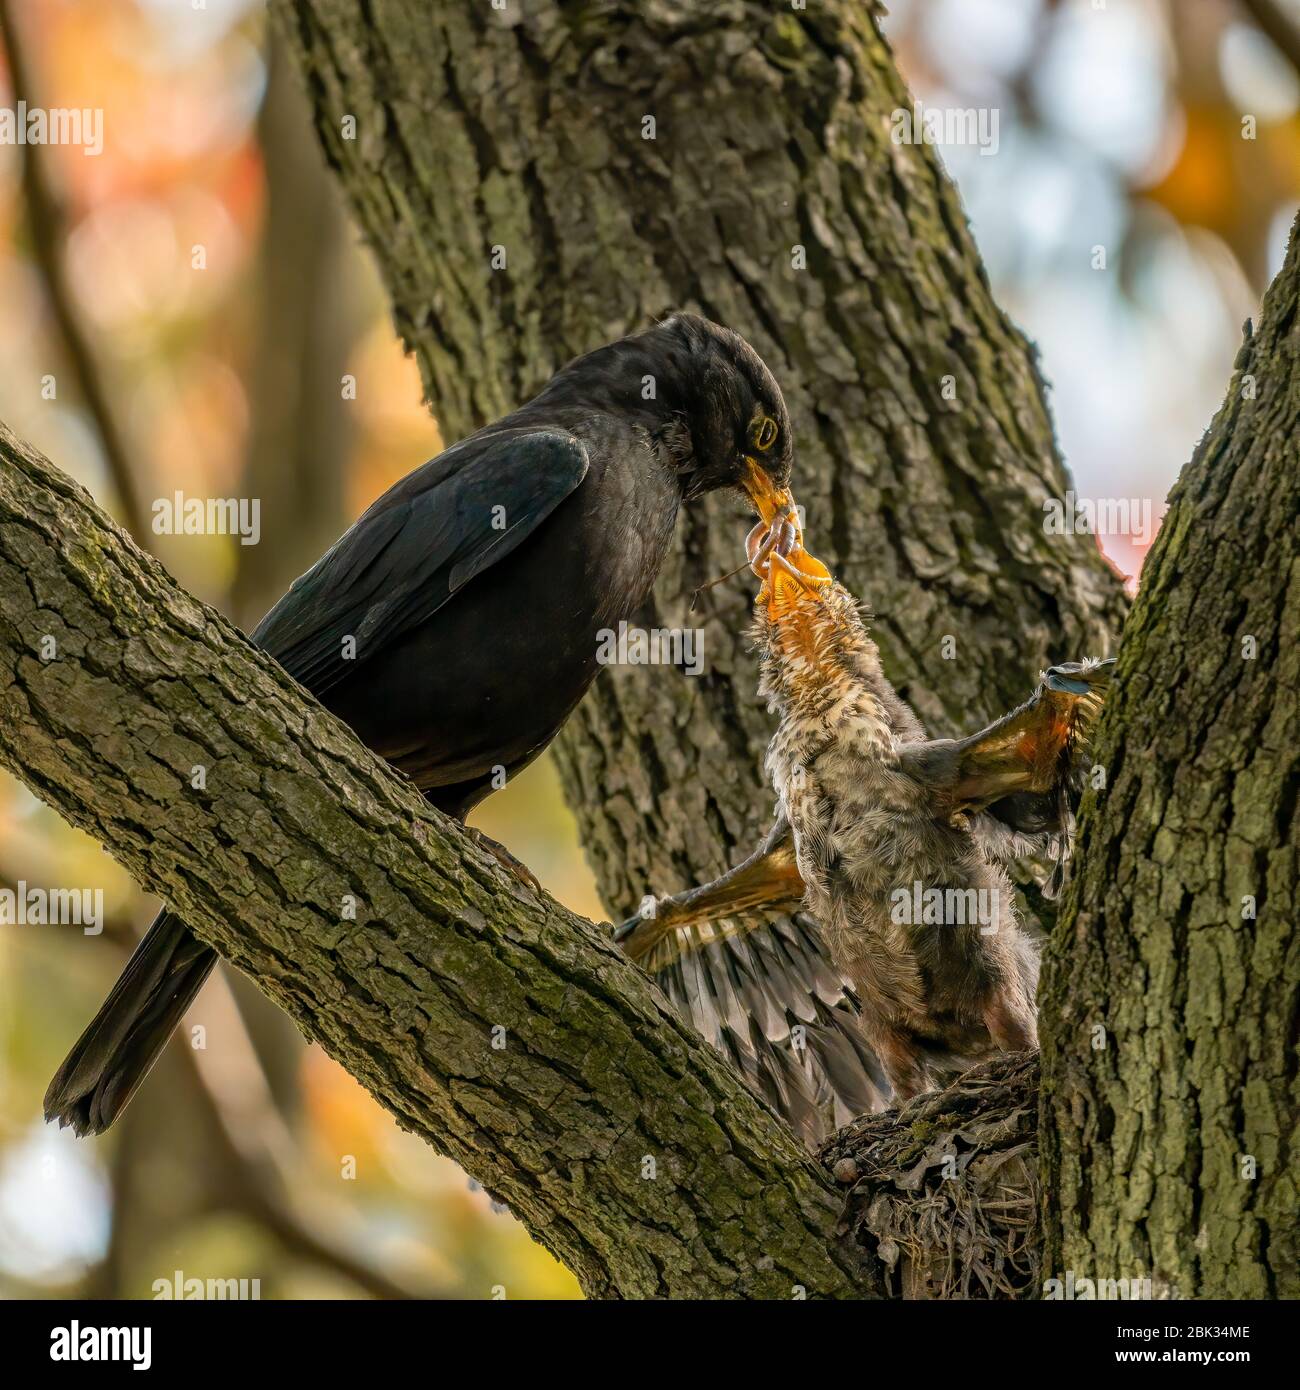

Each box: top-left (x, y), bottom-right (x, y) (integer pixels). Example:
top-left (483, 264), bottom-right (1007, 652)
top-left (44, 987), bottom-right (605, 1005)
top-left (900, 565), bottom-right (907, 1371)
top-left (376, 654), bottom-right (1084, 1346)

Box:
top-left (818, 1051), bottom-right (1040, 1299)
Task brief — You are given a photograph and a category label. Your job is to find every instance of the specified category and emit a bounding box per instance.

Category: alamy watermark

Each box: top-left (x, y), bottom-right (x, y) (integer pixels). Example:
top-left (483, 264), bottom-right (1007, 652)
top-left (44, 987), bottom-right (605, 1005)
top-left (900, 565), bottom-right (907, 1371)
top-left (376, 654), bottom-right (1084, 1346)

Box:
top-left (1043, 491), bottom-right (1165, 546)
top-left (890, 101), bottom-right (999, 156)
top-left (152, 492), bottom-right (261, 546)
top-left (50, 1323), bottom-right (150, 1369)
top-left (596, 620), bottom-right (705, 677)
top-left (890, 879), bottom-right (1001, 934)
top-left (152, 1270), bottom-right (261, 1300)
top-left (0, 881), bottom-right (102, 934)
top-left (1, 102), bottom-right (103, 157)
top-left (1042, 1269), bottom-right (1154, 1300)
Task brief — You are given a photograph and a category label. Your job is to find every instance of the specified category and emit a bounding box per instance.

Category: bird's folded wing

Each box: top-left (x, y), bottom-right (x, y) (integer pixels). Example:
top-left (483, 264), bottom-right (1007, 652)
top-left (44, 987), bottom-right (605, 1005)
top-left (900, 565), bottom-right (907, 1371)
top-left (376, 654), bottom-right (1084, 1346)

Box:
top-left (637, 912), bottom-right (892, 1147)
top-left (251, 429), bottom-right (589, 691)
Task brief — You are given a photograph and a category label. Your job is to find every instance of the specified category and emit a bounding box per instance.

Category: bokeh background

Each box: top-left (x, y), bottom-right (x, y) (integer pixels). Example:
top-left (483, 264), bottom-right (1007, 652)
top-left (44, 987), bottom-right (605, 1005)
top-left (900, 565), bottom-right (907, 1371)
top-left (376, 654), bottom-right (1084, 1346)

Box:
top-left (0, 0), bottom-right (1295, 1299)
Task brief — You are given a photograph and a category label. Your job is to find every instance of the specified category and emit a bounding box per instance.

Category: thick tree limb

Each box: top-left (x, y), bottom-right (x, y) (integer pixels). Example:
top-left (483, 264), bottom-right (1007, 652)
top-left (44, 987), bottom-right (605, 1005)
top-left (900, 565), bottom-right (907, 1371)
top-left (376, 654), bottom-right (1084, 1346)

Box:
top-left (0, 420), bottom-right (869, 1300)
top-left (1039, 223), bottom-right (1300, 1299)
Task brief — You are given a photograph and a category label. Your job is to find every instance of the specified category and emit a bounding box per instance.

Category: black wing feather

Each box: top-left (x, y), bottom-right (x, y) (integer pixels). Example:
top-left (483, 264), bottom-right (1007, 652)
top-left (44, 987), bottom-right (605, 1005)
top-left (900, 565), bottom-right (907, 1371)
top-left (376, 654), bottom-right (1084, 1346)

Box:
top-left (252, 429), bottom-right (589, 692)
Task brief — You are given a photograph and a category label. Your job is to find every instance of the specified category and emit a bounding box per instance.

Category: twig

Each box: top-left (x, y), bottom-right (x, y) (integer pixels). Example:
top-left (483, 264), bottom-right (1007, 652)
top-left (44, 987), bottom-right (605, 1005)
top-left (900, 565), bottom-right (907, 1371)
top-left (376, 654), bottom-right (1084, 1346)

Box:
top-left (0, 0), bottom-right (151, 542)
top-left (689, 557), bottom-right (751, 610)
top-left (1239, 0), bottom-right (1300, 81)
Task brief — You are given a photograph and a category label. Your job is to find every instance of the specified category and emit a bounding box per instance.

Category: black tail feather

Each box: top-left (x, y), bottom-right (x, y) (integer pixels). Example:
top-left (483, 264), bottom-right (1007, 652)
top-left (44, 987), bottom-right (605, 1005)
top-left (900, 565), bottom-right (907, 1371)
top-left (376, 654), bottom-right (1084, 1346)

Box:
top-left (44, 909), bottom-right (216, 1136)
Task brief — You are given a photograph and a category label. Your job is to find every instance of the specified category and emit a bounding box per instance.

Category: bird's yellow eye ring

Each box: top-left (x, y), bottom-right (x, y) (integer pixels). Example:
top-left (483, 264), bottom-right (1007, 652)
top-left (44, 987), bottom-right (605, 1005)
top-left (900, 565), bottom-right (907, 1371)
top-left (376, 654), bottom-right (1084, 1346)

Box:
top-left (753, 416), bottom-right (778, 451)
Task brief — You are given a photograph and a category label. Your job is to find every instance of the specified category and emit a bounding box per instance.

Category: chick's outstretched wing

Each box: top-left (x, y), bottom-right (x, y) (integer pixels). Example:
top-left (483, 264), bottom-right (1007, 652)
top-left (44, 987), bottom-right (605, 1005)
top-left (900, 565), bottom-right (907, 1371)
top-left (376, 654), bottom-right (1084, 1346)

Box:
top-left (901, 658), bottom-right (1115, 816)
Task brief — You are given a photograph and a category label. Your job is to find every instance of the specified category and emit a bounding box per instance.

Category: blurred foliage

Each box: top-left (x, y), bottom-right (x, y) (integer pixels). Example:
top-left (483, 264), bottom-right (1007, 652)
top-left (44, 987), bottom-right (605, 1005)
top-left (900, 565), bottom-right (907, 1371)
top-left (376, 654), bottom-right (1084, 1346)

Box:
top-left (889, 0), bottom-right (1300, 576)
top-left (0, 0), bottom-right (1297, 1298)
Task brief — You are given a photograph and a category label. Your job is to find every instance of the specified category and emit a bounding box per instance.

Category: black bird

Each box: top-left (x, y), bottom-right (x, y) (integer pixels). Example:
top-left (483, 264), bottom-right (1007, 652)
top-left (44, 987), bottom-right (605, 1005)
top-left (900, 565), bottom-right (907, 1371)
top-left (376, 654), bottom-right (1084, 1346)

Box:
top-left (46, 313), bottom-right (796, 1137)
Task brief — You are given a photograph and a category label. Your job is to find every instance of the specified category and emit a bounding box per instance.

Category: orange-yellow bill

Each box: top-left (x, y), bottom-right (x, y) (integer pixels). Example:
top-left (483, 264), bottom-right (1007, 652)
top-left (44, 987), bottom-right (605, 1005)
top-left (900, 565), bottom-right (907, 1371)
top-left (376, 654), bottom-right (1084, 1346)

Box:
top-left (741, 457), bottom-right (796, 527)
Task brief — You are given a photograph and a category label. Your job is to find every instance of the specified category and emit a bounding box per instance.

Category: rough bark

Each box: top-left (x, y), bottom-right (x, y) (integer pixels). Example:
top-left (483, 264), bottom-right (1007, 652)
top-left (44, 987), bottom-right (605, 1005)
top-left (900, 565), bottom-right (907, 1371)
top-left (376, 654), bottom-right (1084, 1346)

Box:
top-left (0, 421), bottom-right (870, 1301)
top-left (272, 0), bottom-right (1128, 915)
top-left (10, 0), bottom-right (1285, 1303)
top-left (1039, 229), bottom-right (1300, 1299)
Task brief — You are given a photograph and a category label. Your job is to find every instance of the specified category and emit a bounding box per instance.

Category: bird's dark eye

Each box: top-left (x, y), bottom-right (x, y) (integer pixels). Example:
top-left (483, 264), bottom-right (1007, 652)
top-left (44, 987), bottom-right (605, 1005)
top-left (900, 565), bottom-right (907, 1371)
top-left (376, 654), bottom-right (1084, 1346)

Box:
top-left (753, 416), bottom-right (778, 451)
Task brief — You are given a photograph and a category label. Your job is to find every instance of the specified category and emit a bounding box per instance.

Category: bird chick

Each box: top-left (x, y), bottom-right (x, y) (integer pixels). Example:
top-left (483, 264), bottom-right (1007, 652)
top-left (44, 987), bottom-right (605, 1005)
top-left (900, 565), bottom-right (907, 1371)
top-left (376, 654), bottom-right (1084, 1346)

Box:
top-left (749, 530), bottom-right (1029, 1097)
top-left (617, 509), bottom-right (1112, 1120)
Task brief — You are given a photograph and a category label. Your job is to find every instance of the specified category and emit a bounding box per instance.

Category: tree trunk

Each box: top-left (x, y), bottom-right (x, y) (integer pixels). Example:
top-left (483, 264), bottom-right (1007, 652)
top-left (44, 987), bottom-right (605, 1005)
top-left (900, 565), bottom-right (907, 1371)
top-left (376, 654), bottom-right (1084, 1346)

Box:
top-left (1039, 228), bottom-right (1300, 1300)
top-left (272, 0), bottom-right (1128, 913)
top-left (0, 421), bottom-right (868, 1301)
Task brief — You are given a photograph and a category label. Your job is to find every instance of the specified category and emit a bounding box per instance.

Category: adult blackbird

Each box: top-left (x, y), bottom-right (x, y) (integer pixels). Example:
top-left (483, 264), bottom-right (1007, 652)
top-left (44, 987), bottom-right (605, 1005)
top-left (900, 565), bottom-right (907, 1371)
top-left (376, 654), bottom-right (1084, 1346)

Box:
top-left (618, 516), bottom-right (1112, 1143)
top-left (47, 313), bottom-right (796, 1136)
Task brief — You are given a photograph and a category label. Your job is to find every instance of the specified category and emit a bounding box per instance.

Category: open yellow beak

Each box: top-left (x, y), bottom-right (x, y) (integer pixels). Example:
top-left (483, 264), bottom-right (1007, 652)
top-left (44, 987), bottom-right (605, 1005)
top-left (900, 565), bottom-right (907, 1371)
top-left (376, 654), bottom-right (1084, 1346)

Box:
top-left (766, 546), bottom-right (832, 612)
top-left (741, 457), bottom-right (795, 528)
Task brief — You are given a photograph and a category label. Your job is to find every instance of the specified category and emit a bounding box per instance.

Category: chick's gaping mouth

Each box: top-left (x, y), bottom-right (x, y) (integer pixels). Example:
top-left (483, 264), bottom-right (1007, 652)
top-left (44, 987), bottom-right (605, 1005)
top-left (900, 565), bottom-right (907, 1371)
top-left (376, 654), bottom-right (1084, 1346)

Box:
top-left (746, 491), bottom-right (832, 621)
